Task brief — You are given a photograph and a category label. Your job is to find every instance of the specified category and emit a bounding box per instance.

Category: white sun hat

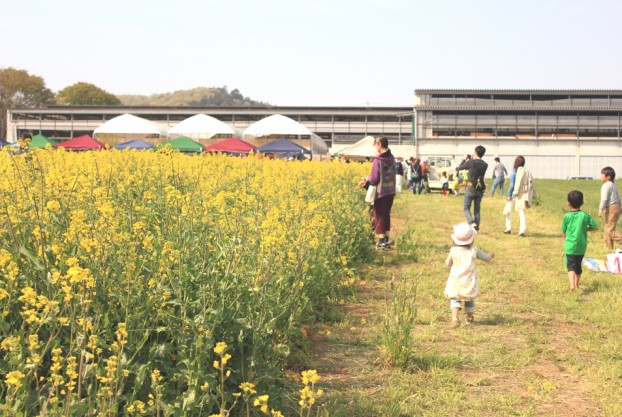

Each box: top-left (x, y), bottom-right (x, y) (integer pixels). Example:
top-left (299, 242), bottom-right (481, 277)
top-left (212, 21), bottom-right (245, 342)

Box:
top-left (452, 222), bottom-right (476, 245)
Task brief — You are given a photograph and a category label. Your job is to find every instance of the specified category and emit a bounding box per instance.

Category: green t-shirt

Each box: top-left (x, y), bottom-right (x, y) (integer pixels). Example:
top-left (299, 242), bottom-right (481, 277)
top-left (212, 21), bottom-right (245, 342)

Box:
top-left (561, 210), bottom-right (598, 255)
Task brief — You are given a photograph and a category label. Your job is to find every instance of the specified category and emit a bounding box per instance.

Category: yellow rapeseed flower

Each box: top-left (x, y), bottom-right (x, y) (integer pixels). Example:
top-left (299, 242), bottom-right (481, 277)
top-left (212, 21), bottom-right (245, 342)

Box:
top-left (301, 369), bottom-right (320, 385)
top-left (253, 394), bottom-right (270, 414)
top-left (5, 371), bottom-right (26, 388)
top-left (213, 341), bottom-right (227, 355)
top-left (240, 382), bottom-right (257, 394)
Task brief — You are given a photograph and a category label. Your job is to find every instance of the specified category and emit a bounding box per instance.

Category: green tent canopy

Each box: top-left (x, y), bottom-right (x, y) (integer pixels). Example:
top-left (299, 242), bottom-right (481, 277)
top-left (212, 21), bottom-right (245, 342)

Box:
top-left (29, 134), bottom-right (59, 149)
top-left (158, 136), bottom-right (203, 153)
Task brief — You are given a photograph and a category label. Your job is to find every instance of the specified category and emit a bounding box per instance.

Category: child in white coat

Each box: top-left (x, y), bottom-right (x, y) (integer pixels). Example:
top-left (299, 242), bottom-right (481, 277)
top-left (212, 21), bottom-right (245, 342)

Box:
top-left (444, 223), bottom-right (495, 326)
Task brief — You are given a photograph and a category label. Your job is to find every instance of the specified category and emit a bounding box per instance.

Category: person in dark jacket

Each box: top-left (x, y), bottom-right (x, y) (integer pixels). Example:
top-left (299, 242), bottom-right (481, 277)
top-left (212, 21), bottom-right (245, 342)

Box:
top-left (359, 136), bottom-right (396, 249)
top-left (457, 145), bottom-right (488, 231)
top-left (410, 158), bottom-right (423, 194)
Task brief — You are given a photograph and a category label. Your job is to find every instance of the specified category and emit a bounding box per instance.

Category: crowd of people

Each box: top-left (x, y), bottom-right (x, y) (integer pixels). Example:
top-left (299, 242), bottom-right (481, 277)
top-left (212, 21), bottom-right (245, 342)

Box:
top-left (360, 138), bottom-right (621, 325)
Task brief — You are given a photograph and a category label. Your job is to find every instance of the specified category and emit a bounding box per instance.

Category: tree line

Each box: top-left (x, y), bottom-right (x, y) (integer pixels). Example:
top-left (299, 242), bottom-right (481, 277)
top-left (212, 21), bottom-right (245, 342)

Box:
top-left (0, 67), bottom-right (267, 139)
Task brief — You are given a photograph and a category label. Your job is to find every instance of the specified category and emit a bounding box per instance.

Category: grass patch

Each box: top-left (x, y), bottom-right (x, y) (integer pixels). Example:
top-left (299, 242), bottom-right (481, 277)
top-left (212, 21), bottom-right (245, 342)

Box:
top-left (308, 179), bottom-right (622, 416)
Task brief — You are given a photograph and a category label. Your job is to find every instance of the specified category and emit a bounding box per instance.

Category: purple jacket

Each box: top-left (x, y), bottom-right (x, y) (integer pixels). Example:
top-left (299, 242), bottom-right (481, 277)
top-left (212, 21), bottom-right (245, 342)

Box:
top-left (367, 150), bottom-right (396, 199)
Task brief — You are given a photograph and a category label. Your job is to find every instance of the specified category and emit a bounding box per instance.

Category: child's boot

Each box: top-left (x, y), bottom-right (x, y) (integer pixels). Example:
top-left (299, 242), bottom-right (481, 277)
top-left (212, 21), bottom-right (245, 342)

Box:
top-left (466, 313), bottom-right (474, 324)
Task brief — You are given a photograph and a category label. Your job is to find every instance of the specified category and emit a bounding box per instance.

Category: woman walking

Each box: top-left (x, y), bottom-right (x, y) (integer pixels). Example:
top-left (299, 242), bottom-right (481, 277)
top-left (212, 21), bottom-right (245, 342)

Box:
top-left (504, 155), bottom-right (536, 237)
top-left (359, 136), bottom-right (396, 249)
top-left (410, 158), bottom-right (423, 194)
top-left (490, 157), bottom-right (508, 197)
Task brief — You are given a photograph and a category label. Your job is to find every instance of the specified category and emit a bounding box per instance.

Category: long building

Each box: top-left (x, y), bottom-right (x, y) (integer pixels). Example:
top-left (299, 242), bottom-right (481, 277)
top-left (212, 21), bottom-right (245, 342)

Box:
top-left (414, 89), bottom-right (622, 178)
top-left (6, 105), bottom-right (414, 149)
top-left (7, 89), bottom-right (622, 178)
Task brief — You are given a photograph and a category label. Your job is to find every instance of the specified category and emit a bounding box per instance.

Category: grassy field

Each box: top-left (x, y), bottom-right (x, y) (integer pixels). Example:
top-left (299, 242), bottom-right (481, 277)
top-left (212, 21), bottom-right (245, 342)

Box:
top-left (308, 179), bottom-right (622, 417)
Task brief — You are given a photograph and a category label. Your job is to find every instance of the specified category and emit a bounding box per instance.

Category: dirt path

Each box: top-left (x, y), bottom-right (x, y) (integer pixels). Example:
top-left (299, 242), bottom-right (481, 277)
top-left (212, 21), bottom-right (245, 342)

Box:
top-left (307, 192), bottom-right (608, 416)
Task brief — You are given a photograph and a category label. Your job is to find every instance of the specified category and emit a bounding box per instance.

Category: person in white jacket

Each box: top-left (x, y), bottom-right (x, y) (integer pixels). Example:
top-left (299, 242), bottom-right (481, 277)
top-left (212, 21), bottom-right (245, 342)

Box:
top-left (444, 223), bottom-right (495, 326)
top-left (504, 156), bottom-right (536, 237)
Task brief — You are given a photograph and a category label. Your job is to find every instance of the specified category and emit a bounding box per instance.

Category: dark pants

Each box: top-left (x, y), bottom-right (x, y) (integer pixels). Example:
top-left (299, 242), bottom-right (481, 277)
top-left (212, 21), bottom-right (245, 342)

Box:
top-left (373, 194), bottom-right (395, 235)
top-left (464, 187), bottom-right (484, 228)
top-left (412, 180), bottom-right (422, 194)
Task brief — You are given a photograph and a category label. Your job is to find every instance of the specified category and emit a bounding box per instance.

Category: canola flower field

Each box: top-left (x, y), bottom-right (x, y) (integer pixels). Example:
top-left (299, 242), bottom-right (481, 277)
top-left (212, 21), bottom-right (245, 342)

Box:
top-left (0, 148), bottom-right (371, 416)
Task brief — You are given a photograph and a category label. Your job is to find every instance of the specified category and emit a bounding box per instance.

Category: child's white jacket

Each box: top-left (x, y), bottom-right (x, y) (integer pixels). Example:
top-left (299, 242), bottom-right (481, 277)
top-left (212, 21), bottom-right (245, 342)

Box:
top-left (444, 246), bottom-right (493, 301)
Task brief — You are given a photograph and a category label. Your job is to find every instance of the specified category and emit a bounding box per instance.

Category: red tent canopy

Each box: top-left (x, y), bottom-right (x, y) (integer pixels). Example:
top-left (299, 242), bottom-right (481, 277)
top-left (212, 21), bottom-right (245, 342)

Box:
top-left (204, 137), bottom-right (256, 153)
top-left (54, 135), bottom-right (105, 151)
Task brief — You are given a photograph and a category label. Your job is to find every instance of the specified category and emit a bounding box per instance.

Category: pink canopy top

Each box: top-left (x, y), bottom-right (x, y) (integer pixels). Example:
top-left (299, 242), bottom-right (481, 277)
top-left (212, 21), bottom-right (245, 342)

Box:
top-left (54, 135), bottom-right (105, 151)
top-left (203, 137), bottom-right (256, 153)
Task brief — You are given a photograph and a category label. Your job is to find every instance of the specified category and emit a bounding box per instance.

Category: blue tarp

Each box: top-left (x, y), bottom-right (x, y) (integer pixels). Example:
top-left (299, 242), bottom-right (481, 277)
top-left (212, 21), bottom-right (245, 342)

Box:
top-left (113, 139), bottom-right (156, 150)
top-left (257, 138), bottom-right (311, 159)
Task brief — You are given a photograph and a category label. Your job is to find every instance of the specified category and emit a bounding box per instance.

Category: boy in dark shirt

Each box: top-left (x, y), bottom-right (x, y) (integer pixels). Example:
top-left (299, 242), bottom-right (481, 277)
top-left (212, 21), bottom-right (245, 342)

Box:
top-left (457, 145), bottom-right (488, 231)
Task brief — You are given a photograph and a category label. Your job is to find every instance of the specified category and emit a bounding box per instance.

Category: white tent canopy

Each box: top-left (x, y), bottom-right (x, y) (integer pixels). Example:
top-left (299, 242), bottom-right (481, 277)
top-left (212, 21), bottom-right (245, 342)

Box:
top-left (243, 114), bottom-right (327, 156)
top-left (333, 136), bottom-right (416, 160)
top-left (93, 114), bottom-right (164, 136)
top-left (168, 114), bottom-right (236, 139)
top-left (335, 136), bottom-right (376, 158)
top-left (242, 114), bottom-right (312, 137)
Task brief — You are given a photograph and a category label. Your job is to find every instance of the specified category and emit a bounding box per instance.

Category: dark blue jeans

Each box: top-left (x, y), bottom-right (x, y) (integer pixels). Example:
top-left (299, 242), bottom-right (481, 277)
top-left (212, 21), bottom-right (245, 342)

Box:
top-left (412, 180), bottom-right (422, 194)
top-left (464, 187), bottom-right (484, 228)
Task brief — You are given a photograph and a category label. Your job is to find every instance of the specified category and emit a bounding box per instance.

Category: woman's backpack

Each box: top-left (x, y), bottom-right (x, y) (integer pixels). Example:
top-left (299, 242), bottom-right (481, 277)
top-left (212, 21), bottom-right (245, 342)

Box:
top-left (410, 165), bottom-right (421, 180)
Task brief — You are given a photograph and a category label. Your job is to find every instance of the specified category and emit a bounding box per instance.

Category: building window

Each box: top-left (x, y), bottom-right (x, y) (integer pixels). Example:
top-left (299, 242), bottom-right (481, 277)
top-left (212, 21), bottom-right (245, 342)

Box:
top-left (72, 114), bottom-right (102, 121)
top-left (168, 114), bottom-right (193, 122)
top-left (333, 115), bottom-right (366, 122)
top-left (367, 115), bottom-right (399, 122)
top-left (432, 95), bottom-right (455, 105)
top-left (298, 115), bottom-right (332, 122)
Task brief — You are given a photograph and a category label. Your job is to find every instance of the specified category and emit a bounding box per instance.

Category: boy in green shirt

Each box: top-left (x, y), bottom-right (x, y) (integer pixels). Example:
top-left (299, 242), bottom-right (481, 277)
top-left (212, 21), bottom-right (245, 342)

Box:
top-left (561, 190), bottom-right (598, 292)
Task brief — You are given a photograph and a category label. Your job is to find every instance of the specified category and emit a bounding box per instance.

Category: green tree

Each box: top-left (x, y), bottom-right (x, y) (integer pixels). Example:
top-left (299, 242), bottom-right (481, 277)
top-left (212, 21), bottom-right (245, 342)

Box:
top-left (56, 82), bottom-right (121, 106)
top-left (117, 87), bottom-right (268, 107)
top-left (0, 67), bottom-right (55, 138)
top-left (230, 88), bottom-right (244, 101)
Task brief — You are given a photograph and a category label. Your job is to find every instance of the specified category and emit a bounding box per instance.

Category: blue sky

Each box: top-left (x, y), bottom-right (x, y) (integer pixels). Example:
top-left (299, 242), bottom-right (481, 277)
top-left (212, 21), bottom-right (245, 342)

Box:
top-left (3, 0), bottom-right (621, 106)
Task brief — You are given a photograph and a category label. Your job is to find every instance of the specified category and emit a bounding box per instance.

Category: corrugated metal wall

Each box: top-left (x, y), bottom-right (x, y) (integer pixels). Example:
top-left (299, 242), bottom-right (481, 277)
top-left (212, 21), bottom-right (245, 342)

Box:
top-left (417, 140), bottom-right (622, 179)
top-left (579, 156), bottom-right (622, 178)
top-left (444, 155), bottom-right (576, 179)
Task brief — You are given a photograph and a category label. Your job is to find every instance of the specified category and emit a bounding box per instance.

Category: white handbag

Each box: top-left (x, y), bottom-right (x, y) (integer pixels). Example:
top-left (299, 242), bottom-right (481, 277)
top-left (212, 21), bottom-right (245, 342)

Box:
top-left (365, 186), bottom-right (377, 203)
top-left (605, 253), bottom-right (622, 273)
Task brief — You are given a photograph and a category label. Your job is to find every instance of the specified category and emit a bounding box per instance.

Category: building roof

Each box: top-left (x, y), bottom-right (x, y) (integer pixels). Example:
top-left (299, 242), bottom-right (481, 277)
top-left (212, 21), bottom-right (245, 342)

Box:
top-left (11, 106), bottom-right (411, 119)
top-left (415, 89), bottom-right (622, 95)
top-left (415, 105), bottom-right (622, 112)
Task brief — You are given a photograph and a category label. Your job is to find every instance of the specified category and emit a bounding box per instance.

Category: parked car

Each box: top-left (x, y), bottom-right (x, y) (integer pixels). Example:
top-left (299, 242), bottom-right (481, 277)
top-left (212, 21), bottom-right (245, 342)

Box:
top-left (426, 156), bottom-right (456, 191)
top-left (427, 156), bottom-right (456, 175)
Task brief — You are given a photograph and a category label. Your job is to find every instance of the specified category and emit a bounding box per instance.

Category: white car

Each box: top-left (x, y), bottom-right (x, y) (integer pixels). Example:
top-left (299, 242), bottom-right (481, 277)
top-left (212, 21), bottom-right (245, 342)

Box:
top-left (425, 156), bottom-right (456, 191)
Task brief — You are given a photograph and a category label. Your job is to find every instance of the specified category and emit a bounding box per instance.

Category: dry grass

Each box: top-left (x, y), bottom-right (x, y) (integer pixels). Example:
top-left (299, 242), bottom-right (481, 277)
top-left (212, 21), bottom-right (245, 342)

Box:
top-left (307, 181), bottom-right (622, 417)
